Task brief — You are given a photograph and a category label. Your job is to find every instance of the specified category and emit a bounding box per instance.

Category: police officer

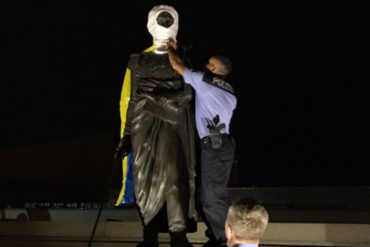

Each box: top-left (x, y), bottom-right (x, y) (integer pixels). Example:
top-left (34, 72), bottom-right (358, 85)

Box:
top-left (168, 41), bottom-right (237, 247)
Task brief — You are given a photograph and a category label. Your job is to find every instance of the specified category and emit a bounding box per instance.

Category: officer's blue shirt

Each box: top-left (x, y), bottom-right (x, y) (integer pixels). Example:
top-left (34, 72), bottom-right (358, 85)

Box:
top-left (183, 68), bottom-right (237, 139)
top-left (230, 244), bottom-right (259, 247)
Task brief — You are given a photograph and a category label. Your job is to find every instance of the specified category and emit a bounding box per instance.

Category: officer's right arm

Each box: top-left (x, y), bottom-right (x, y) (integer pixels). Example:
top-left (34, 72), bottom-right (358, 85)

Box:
top-left (168, 49), bottom-right (186, 76)
top-left (182, 69), bottom-right (204, 93)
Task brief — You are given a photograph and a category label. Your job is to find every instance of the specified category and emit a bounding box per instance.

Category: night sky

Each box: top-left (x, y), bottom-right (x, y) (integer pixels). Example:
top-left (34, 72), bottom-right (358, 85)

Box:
top-left (2, 0), bottom-right (370, 199)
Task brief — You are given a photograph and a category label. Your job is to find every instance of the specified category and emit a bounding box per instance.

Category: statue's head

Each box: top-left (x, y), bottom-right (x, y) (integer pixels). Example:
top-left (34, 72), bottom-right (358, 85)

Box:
top-left (147, 5), bottom-right (178, 53)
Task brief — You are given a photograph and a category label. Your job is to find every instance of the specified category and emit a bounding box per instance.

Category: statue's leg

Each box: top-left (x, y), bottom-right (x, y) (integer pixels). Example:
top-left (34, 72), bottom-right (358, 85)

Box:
top-left (159, 125), bottom-right (188, 232)
top-left (166, 186), bottom-right (186, 232)
top-left (167, 188), bottom-right (194, 247)
top-left (136, 204), bottom-right (169, 247)
top-left (158, 125), bottom-right (192, 247)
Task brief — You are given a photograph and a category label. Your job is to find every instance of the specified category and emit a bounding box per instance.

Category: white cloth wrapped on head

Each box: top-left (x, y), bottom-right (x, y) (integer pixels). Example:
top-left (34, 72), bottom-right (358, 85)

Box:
top-left (147, 5), bottom-right (178, 54)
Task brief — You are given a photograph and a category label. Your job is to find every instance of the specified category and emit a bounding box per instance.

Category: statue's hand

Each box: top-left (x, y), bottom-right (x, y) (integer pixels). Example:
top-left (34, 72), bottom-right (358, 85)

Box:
top-left (114, 135), bottom-right (132, 160)
top-left (138, 78), bottom-right (159, 92)
top-left (138, 77), bottom-right (182, 92)
top-left (135, 71), bottom-right (158, 92)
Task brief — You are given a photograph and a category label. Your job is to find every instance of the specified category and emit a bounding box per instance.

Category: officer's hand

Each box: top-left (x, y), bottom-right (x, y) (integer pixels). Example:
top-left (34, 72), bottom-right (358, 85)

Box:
top-left (167, 38), bottom-right (179, 51)
top-left (114, 135), bottom-right (132, 160)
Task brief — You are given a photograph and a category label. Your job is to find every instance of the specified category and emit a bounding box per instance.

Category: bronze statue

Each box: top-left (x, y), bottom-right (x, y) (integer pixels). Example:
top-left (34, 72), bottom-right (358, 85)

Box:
top-left (115, 5), bottom-right (197, 247)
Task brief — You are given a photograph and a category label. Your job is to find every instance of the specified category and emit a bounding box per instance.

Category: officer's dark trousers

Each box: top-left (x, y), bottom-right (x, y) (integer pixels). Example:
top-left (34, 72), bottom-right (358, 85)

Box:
top-left (200, 136), bottom-right (235, 243)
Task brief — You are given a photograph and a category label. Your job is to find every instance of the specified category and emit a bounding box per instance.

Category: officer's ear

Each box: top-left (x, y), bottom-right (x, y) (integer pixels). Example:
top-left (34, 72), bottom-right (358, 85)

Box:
top-left (225, 222), bottom-right (232, 240)
top-left (211, 58), bottom-right (223, 74)
top-left (208, 63), bottom-right (217, 73)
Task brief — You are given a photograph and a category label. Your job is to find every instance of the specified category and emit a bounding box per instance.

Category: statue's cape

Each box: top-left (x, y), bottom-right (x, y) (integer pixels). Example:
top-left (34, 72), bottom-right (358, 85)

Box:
top-left (115, 45), bottom-right (156, 206)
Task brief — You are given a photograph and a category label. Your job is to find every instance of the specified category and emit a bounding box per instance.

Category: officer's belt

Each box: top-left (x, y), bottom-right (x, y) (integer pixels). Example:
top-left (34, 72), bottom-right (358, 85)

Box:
top-left (201, 133), bottom-right (231, 145)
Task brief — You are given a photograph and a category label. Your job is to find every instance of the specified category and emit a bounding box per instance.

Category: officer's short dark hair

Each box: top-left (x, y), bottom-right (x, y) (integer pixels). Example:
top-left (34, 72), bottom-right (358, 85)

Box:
top-left (213, 54), bottom-right (233, 75)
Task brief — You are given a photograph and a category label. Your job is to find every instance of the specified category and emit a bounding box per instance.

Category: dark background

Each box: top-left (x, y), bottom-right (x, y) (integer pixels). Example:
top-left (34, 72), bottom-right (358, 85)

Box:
top-left (2, 0), bottom-right (369, 202)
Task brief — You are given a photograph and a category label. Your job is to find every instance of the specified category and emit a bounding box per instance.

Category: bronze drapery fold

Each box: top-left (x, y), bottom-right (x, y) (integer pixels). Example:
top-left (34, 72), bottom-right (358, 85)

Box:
top-left (125, 52), bottom-right (197, 227)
